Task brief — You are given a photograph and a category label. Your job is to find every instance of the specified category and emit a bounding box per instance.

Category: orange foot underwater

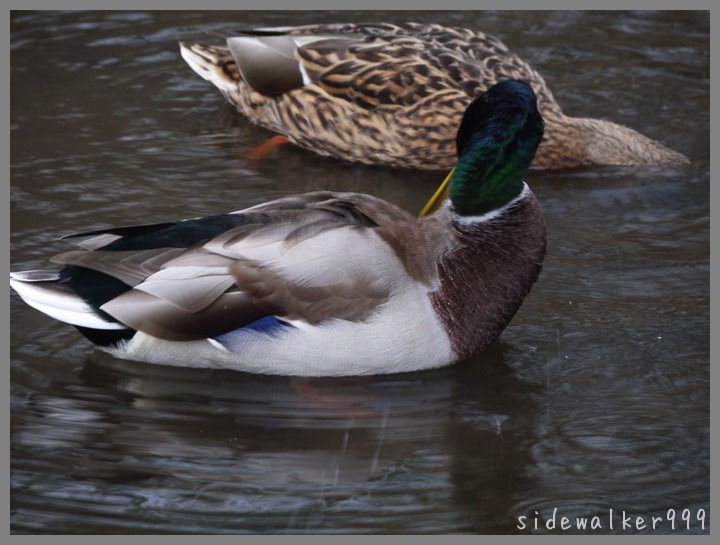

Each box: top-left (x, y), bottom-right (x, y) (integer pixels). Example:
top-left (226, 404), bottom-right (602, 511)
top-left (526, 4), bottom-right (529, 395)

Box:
top-left (246, 135), bottom-right (290, 162)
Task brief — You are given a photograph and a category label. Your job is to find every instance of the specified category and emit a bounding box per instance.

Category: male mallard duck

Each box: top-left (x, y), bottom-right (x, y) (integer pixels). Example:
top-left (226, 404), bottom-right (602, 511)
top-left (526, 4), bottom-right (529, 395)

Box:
top-left (10, 80), bottom-right (546, 377)
top-left (180, 22), bottom-right (689, 171)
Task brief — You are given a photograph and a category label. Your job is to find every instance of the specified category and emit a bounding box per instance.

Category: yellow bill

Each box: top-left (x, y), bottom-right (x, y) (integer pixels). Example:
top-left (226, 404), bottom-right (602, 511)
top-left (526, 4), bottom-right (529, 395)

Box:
top-left (419, 168), bottom-right (454, 218)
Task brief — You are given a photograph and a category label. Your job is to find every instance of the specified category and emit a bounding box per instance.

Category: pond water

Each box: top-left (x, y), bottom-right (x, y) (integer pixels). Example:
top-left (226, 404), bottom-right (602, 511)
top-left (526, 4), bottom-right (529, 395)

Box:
top-left (10, 10), bottom-right (709, 535)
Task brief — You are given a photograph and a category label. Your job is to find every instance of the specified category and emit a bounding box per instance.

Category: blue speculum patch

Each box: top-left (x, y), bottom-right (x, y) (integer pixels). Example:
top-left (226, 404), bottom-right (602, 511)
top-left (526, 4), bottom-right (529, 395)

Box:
top-left (214, 315), bottom-right (289, 349)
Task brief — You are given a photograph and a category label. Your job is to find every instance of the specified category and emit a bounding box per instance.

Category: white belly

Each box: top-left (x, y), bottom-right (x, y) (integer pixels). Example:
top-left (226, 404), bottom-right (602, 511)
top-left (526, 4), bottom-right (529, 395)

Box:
top-left (111, 285), bottom-right (455, 377)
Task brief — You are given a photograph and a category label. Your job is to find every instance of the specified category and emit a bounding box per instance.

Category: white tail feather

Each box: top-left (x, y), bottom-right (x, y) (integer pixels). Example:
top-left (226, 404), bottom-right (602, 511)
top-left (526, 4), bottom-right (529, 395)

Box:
top-left (10, 277), bottom-right (126, 330)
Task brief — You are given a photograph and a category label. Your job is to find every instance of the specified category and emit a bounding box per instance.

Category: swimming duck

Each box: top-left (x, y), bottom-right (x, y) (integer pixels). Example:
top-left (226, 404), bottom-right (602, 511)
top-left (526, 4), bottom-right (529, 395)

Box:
top-left (180, 22), bottom-right (689, 171)
top-left (10, 80), bottom-right (546, 377)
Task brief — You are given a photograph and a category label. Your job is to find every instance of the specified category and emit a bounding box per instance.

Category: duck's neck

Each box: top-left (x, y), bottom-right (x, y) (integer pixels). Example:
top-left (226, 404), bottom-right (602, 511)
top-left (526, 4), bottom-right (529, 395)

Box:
top-left (449, 122), bottom-right (539, 217)
top-left (431, 192), bottom-right (546, 360)
top-left (534, 114), bottom-right (689, 169)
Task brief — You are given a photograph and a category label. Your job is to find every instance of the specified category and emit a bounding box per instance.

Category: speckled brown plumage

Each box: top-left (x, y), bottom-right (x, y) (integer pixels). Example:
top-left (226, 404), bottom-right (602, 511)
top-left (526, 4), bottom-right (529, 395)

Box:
top-left (180, 22), bottom-right (688, 170)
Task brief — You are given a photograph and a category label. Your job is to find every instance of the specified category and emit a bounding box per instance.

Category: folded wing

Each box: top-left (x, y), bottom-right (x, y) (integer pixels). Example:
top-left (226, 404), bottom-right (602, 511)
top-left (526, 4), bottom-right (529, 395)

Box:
top-left (32, 192), bottom-right (432, 342)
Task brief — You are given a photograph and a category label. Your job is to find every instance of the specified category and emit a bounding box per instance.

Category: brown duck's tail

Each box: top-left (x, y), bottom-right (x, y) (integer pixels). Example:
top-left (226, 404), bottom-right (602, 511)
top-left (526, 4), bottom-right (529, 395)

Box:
top-left (180, 42), bottom-right (239, 88)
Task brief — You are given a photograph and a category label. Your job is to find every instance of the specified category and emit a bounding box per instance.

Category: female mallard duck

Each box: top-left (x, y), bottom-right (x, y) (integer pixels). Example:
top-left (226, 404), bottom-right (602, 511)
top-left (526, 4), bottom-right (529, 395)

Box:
top-left (10, 80), bottom-right (546, 377)
top-left (180, 22), bottom-right (688, 171)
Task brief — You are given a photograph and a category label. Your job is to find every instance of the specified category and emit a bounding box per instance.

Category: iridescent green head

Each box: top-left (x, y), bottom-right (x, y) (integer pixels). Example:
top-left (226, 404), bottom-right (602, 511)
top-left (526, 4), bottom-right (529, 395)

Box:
top-left (449, 80), bottom-right (544, 216)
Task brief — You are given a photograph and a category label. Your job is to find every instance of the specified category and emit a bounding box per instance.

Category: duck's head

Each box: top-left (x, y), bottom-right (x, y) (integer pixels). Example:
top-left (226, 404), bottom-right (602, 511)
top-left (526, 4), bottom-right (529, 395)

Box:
top-left (448, 79), bottom-right (544, 217)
